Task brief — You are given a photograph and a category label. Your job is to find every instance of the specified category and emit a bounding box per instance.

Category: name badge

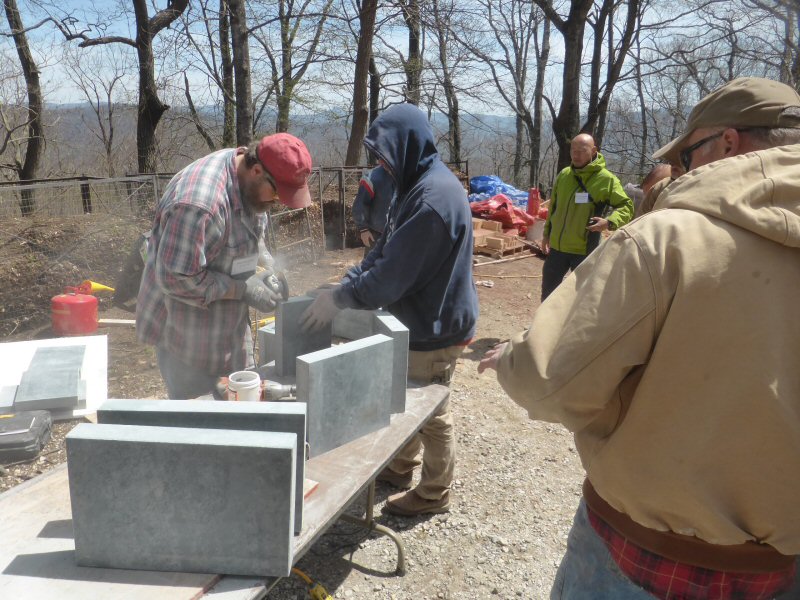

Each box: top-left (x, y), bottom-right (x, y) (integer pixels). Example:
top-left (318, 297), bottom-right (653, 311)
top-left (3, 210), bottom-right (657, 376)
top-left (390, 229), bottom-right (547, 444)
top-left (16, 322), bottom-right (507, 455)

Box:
top-left (575, 192), bottom-right (590, 204)
top-left (231, 253), bottom-right (258, 278)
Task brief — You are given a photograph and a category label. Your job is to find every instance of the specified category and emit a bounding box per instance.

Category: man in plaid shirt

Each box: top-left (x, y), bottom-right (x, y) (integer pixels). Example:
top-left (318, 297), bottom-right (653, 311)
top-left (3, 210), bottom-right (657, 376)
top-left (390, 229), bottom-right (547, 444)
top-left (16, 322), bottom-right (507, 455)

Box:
top-left (480, 78), bottom-right (800, 599)
top-left (136, 133), bottom-right (312, 399)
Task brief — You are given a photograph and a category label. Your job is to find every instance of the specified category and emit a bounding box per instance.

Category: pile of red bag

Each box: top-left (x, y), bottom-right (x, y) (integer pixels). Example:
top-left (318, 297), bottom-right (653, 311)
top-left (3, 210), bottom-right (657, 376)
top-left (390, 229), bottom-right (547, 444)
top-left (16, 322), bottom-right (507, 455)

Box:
top-left (469, 189), bottom-right (548, 237)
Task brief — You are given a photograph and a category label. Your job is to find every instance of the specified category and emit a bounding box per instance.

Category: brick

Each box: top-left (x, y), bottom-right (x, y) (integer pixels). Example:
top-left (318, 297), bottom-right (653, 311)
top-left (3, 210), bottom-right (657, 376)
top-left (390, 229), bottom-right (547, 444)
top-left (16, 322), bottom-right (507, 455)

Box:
top-left (296, 335), bottom-right (393, 457)
top-left (97, 399), bottom-right (307, 533)
top-left (66, 423), bottom-right (296, 577)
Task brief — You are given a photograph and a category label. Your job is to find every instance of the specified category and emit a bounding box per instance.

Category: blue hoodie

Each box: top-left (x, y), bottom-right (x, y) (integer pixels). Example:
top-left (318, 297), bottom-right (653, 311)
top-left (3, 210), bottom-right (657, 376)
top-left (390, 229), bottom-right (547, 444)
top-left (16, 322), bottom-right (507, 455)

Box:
top-left (333, 104), bottom-right (479, 351)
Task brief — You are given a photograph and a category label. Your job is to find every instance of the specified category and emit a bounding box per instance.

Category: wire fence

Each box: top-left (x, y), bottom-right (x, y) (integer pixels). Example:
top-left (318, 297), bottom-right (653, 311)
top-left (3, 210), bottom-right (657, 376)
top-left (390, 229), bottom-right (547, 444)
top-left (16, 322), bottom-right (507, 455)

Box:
top-left (0, 161), bottom-right (468, 338)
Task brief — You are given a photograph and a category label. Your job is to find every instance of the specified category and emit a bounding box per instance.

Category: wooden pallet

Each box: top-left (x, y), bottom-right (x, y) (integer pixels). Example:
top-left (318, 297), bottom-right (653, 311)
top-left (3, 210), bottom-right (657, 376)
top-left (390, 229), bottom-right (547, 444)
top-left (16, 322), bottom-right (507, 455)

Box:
top-left (474, 234), bottom-right (528, 258)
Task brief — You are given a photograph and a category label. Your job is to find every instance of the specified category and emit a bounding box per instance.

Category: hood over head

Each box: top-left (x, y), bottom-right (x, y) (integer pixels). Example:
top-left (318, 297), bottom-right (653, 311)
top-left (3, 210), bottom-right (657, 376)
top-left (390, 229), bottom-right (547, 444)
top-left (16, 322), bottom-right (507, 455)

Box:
top-left (656, 143), bottom-right (800, 248)
top-left (363, 104), bottom-right (439, 195)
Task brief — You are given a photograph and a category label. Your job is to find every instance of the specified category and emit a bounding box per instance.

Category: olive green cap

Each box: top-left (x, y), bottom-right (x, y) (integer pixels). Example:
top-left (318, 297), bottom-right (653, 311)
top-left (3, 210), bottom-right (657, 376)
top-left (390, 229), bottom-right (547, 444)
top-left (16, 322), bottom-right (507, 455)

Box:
top-left (653, 77), bottom-right (800, 163)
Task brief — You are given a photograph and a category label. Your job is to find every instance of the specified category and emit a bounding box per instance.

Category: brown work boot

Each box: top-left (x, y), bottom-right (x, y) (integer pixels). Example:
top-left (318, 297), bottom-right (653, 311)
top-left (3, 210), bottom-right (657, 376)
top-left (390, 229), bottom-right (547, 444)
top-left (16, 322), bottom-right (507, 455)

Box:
top-left (384, 489), bottom-right (450, 516)
top-left (376, 467), bottom-right (413, 489)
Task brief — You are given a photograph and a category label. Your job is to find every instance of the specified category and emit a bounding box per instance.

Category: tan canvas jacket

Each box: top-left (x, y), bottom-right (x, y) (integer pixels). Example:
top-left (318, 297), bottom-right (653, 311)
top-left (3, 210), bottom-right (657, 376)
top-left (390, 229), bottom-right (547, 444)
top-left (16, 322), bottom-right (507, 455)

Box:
top-left (497, 144), bottom-right (800, 554)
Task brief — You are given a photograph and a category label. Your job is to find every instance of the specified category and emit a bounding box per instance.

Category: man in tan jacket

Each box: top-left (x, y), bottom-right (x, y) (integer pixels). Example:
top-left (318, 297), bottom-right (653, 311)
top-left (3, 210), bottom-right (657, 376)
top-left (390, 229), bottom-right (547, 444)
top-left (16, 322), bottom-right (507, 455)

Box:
top-left (479, 77), bottom-right (800, 599)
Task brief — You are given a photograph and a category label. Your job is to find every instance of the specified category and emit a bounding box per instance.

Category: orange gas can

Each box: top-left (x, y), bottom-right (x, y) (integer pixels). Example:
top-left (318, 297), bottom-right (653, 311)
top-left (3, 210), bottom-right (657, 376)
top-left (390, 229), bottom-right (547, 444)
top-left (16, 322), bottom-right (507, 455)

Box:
top-left (51, 287), bottom-right (98, 335)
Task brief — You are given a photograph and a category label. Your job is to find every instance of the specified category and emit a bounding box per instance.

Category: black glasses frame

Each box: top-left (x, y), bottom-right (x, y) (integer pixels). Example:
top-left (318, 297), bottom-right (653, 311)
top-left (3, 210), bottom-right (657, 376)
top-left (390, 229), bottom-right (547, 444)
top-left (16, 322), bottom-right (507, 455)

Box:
top-left (679, 131), bottom-right (724, 172)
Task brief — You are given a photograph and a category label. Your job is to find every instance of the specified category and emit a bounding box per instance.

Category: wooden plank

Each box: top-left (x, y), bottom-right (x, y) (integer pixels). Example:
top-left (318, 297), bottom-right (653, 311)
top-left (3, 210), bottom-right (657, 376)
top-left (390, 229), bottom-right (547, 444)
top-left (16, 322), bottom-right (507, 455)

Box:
top-left (98, 319), bottom-right (136, 327)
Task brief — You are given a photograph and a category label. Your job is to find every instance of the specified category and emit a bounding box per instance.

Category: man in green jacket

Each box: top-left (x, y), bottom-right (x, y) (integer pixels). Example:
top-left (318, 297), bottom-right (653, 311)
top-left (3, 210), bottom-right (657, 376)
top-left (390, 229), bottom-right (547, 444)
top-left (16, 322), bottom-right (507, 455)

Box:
top-left (541, 133), bottom-right (633, 300)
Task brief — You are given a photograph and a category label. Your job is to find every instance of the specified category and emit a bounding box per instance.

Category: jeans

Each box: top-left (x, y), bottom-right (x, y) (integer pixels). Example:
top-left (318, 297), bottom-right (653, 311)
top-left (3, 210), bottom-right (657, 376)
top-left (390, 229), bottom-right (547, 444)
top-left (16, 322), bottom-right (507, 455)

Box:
top-left (551, 500), bottom-right (656, 599)
top-left (541, 249), bottom-right (588, 301)
top-left (156, 346), bottom-right (220, 400)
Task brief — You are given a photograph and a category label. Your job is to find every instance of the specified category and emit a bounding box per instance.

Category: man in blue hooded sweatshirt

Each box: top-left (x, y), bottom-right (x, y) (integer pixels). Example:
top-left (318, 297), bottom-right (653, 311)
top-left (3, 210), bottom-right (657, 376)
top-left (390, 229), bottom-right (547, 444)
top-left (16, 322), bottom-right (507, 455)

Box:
top-left (301, 103), bottom-right (479, 516)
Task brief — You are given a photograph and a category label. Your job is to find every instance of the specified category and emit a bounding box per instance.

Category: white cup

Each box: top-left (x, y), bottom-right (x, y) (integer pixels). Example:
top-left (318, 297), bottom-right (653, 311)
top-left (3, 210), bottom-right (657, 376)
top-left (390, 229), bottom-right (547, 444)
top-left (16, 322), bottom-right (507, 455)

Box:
top-left (227, 370), bottom-right (261, 401)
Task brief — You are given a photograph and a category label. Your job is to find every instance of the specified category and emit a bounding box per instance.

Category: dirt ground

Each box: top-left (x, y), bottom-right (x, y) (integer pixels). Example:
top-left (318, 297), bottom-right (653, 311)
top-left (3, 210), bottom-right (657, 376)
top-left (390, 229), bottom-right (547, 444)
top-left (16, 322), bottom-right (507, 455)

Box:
top-left (0, 246), bottom-right (585, 599)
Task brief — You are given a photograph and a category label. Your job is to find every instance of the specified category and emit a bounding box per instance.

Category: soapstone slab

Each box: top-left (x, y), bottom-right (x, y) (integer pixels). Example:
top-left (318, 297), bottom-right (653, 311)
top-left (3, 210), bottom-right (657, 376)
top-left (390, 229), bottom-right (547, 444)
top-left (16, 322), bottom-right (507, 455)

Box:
top-left (297, 334), bottom-right (393, 457)
top-left (66, 423), bottom-right (296, 577)
top-left (28, 345), bottom-right (86, 370)
top-left (0, 336), bottom-right (107, 421)
top-left (374, 314), bottom-right (409, 414)
top-left (331, 308), bottom-right (377, 340)
top-left (258, 321), bottom-right (277, 366)
top-left (97, 399), bottom-right (307, 533)
top-left (15, 370), bottom-right (86, 411)
top-left (276, 296), bottom-right (332, 376)
top-left (0, 386), bottom-right (16, 410)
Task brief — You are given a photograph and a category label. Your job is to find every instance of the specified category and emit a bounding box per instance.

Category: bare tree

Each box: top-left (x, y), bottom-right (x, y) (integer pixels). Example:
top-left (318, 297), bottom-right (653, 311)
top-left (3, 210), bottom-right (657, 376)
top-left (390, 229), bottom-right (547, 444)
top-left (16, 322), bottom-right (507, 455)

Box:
top-left (50, 0), bottom-right (189, 173)
top-left (457, 0), bottom-right (551, 186)
top-left (250, 0), bottom-right (335, 133)
top-left (3, 0), bottom-right (44, 214)
top-left (345, 0), bottom-right (379, 165)
top-left (63, 45), bottom-right (134, 176)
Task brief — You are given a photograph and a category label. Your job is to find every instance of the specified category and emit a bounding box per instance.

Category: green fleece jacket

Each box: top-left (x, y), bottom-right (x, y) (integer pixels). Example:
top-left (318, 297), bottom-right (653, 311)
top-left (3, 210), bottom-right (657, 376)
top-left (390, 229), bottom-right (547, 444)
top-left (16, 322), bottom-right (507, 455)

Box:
top-left (544, 153), bottom-right (633, 254)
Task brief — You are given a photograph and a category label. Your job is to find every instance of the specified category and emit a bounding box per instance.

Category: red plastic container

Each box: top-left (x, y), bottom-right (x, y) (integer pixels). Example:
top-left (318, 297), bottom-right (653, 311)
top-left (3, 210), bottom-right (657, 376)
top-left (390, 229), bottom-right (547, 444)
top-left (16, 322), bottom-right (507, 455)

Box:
top-left (51, 287), bottom-right (98, 335)
top-left (527, 188), bottom-right (541, 218)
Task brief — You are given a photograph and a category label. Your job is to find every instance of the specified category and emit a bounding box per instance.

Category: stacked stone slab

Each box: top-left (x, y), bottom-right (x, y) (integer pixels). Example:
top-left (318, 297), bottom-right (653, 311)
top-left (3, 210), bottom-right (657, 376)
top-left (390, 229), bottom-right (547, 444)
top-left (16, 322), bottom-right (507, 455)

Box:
top-left (66, 423), bottom-right (296, 577)
top-left (296, 334), bottom-right (393, 457)
top-left (275, 296), bottom-right (332, 376)
top-left (97, 399), bottom-right (307, 533)
top-left (14, 345), bottom-right (87, 411)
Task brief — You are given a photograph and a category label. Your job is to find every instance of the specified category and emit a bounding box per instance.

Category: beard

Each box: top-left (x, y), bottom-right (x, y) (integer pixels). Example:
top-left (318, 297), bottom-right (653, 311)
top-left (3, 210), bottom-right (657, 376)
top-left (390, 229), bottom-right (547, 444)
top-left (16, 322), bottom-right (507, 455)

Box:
top-left (239, 177), bottom-right (271, 213)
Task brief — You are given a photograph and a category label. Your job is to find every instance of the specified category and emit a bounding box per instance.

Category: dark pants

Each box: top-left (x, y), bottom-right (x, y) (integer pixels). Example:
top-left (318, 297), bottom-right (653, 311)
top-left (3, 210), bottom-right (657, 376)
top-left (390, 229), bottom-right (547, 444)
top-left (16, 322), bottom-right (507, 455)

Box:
top-left (541, 248), bottom-right (588, 301)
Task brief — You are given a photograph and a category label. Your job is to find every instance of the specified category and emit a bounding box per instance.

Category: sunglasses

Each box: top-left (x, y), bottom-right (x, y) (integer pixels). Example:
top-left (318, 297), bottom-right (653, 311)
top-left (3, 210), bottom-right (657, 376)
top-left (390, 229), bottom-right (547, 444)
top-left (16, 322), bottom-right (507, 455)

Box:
top-left (679, 131), bottom-right (724, 172)
top-left (679, 128), bottom-right (754, 172)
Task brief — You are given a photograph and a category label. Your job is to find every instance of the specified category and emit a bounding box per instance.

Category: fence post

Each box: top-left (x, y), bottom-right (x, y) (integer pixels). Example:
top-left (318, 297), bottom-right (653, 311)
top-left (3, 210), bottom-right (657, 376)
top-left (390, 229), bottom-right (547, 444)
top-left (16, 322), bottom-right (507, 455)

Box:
top-left (80, 175), bottom-right (92, 214)
top-left (338, 168), bottom-right (345, 250)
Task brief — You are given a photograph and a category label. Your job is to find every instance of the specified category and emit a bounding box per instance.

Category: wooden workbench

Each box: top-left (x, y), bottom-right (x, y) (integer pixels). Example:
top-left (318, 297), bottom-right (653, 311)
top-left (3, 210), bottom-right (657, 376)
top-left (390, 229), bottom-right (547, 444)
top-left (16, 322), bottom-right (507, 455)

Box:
top-left (0, 384), bottom-right (449, 600)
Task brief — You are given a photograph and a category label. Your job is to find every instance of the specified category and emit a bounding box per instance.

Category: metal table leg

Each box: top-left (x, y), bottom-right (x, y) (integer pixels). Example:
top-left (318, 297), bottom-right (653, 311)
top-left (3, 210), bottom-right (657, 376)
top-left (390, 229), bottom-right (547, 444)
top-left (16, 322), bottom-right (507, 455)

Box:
top-left (338, 480), bottom-right (406, 575)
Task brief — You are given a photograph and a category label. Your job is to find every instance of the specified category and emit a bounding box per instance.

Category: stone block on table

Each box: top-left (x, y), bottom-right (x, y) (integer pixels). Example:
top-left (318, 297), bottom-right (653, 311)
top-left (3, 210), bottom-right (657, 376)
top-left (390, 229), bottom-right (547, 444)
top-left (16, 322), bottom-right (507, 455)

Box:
top-left (66, 423), bottom-right (296, 577)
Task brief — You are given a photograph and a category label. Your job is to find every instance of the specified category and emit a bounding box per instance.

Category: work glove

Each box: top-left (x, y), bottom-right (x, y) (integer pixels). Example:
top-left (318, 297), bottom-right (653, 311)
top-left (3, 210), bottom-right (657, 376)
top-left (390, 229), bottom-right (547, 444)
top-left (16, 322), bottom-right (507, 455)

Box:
top-left (299, 288), bottom-right (341, 332)
top-left (243, 271), bottom-right (283, 312)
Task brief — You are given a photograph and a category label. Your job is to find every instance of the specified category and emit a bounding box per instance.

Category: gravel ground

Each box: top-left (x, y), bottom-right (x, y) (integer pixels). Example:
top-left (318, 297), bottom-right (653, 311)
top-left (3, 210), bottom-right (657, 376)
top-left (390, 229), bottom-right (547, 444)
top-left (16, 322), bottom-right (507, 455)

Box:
top-left (0, 248), bottom-right (587, 599)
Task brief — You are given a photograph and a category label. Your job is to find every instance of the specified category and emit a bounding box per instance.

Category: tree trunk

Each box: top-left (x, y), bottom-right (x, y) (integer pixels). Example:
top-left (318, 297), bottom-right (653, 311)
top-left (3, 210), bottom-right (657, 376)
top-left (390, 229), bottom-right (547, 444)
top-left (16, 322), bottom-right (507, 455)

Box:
top-left (229, 0), bottom-right (253, 144)
top-left (132, 0), bottom-right (169, 174)
top-left (513, 114), bottom-right (523, 185)
top-left (403, 0), bottom-right (422, 105)
top-left (5, 0), bottom-right (44, 214)
top-left (220, 0), bottom-right (235, 147)
top-left (369, 56), bottom-right (381, 126)
top-left (530, 17), bottom-right (550, 187)
top-left (345, 0), bottom-right (379, 165)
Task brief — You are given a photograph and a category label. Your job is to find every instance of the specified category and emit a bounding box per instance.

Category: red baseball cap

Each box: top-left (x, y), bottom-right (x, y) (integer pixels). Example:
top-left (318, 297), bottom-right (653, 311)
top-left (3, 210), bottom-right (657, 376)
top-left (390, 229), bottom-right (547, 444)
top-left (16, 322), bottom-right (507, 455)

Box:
top-left (257, 133), bottom-right (312, 208)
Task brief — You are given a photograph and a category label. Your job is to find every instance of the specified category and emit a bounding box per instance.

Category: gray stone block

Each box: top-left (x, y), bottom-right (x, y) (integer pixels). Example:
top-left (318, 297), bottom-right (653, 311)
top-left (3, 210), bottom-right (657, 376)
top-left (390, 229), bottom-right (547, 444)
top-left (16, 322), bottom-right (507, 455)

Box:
top-left (373, 314), bottom-right (409, 414)
top-left (297, 335), bottom-right (393, 457)
top-left (276, 296), bottom-right (332, 377)
top-left (257, 321), bottom-right (276, 366)
top-left (96, 399), bottom-right (307, 533)
top-left (331, 308), bottom-right (378, 340)
top-left (15, 371), bottom-right (86, 411)
top-left (0, 386), bottom-right (16, 411)
top-left (66, 423), bottom-right (296, 577)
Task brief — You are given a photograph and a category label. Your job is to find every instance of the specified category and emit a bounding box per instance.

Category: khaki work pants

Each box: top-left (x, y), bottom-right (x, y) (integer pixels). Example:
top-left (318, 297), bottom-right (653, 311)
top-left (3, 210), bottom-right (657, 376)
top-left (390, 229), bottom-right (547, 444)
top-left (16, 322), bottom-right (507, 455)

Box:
top-left (388, 344), bottom-right (465, 500)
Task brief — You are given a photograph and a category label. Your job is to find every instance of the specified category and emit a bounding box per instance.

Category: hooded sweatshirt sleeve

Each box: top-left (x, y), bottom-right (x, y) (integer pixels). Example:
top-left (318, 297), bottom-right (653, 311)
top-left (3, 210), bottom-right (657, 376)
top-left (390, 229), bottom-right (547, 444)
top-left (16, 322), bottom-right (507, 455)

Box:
top-left (496, 230), bottom-right (657, 432)
top-left (335, 200), bottom-right (454, 310)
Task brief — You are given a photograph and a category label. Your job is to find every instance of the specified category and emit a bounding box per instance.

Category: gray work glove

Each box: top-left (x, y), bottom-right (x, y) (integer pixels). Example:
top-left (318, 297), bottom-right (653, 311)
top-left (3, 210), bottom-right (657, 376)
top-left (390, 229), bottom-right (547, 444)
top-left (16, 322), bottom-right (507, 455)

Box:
top-left (243, 271), bottom-right (283, 312)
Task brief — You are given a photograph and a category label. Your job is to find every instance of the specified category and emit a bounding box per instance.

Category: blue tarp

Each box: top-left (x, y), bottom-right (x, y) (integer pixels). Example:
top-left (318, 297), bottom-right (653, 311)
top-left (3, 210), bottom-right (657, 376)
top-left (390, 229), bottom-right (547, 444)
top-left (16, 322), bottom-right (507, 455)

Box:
top-left (468, 175), bottom-right (528, 207)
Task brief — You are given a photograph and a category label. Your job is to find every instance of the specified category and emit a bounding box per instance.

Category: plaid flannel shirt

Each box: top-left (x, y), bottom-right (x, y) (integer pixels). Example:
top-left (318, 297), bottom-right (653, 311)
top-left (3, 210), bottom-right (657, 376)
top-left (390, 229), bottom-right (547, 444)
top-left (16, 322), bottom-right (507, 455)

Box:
top-left (136, 149), bottom-right (266, 375)
top-left (587, 506), bottom-right (796, 600)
